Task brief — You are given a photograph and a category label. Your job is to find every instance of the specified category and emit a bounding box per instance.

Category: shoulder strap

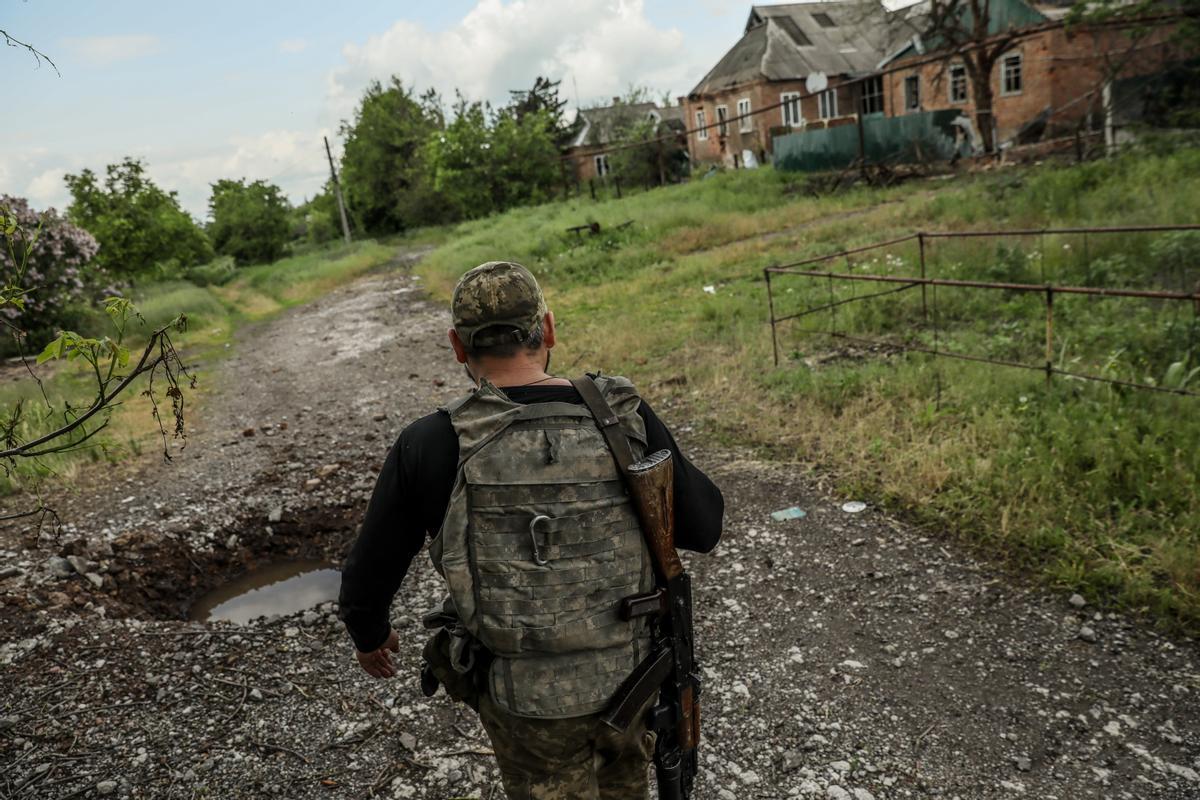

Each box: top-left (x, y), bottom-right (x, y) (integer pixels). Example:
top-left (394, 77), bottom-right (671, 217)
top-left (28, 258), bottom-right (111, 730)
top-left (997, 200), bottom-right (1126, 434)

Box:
top-left (571, 376), bottom-right (635, 473)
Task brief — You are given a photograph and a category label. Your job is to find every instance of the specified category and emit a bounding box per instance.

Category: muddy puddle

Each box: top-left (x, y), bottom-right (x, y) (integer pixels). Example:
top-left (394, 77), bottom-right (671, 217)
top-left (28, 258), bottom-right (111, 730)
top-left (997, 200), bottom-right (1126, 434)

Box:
top-left (189, 559), bottom-right (340, 625)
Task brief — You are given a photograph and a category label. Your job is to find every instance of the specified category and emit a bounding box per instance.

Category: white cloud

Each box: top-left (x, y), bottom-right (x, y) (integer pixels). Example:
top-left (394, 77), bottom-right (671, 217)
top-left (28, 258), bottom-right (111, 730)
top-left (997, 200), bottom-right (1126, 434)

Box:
top-left (62, 34), bottom-right (162, 66)
top-left (279, 38), bottom-right (308, 54)
top-left (326, 0), bottom-right (701, 121)
top-left (25, 168), bottom-right (69, 210)
top-left (152, 129), bottom-right (332, 218)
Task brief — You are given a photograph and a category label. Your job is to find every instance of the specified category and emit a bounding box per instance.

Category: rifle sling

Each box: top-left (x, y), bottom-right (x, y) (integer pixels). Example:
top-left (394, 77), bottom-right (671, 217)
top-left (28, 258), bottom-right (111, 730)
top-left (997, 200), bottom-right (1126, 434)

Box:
top-left (570, 376), bottom-right (637, 474)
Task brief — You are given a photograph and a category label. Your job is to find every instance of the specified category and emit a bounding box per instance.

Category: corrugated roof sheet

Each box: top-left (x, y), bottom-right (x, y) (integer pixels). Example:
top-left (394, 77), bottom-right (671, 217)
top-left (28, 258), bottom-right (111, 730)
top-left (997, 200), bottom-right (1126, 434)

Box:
top-left (691, 1), bottom-right (905, 97)
top-left (568, 102), bottom-right (677, 147)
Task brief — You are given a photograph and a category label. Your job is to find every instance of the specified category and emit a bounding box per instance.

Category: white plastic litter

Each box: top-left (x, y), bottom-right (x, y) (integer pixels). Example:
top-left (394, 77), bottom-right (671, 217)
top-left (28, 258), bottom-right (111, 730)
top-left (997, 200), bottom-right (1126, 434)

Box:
top-left (702, 285), bottom-right (716, 295)
top-left (841, 501), bottom-right (867, 513)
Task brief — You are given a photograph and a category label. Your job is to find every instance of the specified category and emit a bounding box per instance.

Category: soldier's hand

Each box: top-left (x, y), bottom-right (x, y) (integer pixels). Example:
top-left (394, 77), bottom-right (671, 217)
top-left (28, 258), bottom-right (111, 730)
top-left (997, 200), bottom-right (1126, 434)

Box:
top-left (355, 628), bottom-right (400, 679)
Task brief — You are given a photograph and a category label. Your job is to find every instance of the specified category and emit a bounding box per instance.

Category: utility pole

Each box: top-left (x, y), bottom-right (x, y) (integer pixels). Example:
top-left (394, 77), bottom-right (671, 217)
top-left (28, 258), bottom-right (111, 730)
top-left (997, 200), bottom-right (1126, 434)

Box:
top-left (324, 135), bottom-right (352, 245)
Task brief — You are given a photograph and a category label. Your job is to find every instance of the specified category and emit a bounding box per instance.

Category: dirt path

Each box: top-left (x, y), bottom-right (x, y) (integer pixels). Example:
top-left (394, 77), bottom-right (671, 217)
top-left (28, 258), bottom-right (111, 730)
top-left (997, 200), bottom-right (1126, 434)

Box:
top-left (2, 252), bottom-right (1198, 799)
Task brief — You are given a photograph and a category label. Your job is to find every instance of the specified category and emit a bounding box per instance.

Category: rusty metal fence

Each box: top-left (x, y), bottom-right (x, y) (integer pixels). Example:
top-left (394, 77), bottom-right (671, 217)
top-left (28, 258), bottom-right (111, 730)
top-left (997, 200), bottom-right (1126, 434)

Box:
top-left (764, 224), bottom-right (1200, 397)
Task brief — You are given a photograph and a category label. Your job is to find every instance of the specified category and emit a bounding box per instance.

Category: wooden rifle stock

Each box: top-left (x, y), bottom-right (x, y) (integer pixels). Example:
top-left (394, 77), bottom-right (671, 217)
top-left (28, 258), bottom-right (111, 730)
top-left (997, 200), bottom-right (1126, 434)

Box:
top-left (626, 450), bottom-right (682, 582)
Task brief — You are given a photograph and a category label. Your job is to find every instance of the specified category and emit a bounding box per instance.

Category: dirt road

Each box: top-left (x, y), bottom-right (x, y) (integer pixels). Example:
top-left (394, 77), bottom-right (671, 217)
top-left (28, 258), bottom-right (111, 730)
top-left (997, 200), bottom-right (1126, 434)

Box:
top-left (2, 252), bottom-right (1198, 799)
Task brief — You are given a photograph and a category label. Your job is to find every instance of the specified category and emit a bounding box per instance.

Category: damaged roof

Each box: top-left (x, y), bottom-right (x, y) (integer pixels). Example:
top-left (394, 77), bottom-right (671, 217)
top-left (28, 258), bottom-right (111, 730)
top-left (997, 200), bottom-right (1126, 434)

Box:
top-left (689, 1), bottom-right (908, 97)
top-left (567, 102), bottom-right (670, 148)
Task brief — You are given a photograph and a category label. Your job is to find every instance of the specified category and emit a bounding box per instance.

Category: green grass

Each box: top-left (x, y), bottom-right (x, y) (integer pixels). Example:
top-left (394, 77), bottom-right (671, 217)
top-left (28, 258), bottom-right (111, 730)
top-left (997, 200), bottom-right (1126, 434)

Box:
top-left (1, 238), bottom-right (403, 497)
top-left (417, 146), bottom-right (1200, 633)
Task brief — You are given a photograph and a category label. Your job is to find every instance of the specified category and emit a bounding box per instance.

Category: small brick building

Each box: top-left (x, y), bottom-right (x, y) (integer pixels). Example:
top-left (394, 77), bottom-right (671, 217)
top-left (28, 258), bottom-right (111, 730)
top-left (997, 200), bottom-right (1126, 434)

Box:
top-left (563, 101), bottom-right (687, 182)
top-left (881, 2), bottom-right (1188, 148)
top-left (684, 1), bottom-right (905, 168)
top-left (688, 1), bottom-right (1190, 166)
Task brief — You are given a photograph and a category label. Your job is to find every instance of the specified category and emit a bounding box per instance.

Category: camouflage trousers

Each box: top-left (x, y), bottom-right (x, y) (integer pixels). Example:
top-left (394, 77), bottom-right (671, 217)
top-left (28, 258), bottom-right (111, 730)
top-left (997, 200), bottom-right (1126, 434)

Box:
top-left (477, 690), bottom-right (656, 800)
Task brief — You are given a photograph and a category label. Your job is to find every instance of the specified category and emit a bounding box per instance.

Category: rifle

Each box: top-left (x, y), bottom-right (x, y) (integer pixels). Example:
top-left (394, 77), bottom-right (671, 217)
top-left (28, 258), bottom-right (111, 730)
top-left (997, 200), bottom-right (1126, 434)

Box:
top-left (571, 378), bottom-right (702, 800)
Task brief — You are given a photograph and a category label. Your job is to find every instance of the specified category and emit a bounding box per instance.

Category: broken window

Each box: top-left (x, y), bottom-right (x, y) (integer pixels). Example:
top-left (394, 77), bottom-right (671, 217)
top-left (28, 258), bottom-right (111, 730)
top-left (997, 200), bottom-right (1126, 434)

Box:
top-left (716, 105), bottom-right (728, 136)
top-left (781, 92), bottom-right (803, 126)
top-left (696, 109), bottom-right (708, 140)
top-left (950, 63), bottom-right (968, 104)
top-left (818, 88), bottom-right (838, 120)
top-left (812, 12), bottom-right (836, 27)
top-left (1002, 53), bottom-right (1023, 95)
top-left (905, 74), bottom-right (921, 112)
top-left (593, 154), bottom-right (609, 177)
top-left (737, 98), bottom-right (753, 132)
top-left (860, 76), bottom-right (884, 115)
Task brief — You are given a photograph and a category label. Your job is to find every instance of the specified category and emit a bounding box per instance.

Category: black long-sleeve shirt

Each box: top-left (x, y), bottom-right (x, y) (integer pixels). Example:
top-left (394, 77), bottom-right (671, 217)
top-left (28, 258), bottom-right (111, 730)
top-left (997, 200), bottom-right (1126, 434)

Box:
top-left (339, 383), bottom-right (724, 652)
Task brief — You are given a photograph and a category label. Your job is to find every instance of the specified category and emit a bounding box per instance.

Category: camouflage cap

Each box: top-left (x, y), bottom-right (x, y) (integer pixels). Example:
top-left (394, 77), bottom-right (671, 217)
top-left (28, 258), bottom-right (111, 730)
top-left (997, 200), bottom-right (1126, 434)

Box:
top-left (452, 261), bottom-right (548, 348)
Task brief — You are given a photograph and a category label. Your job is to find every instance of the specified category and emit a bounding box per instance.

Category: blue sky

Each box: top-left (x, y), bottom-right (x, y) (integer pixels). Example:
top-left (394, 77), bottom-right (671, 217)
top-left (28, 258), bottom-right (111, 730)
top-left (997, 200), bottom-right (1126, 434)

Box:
top-left (4, 0), bottom-right (754, 217)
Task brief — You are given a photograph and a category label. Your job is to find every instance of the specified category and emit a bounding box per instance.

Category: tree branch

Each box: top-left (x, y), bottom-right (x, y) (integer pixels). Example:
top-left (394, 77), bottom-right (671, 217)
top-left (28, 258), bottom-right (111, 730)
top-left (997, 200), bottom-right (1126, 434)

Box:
top-left (0, 28), bottom-right (59, 77)
top-left (0, 325), bottom-right (171, 459)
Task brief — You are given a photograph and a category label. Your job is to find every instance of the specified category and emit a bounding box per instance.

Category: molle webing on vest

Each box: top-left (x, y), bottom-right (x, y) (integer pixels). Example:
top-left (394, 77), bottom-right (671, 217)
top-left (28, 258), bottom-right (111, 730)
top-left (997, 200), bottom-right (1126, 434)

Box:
top-left (338, 259), bottom-right (724, 800)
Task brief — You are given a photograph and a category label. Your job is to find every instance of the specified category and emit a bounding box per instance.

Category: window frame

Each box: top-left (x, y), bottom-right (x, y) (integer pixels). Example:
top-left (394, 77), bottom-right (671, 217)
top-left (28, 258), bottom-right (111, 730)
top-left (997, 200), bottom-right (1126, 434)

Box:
top-left (696, 109), bottom-right (708, 141)
top-left (736, 97), bottom-right (753, 132)
top-left (1001, 52), bottom-right (1023, 96)
top-left (715, 104), bottom-right (729, 136)
top-left (860, 76), bottom-right (884, 115)
top-left (780, 91), bottom-right (803, 126)
top-left (949, 63), bottom-right (968, 104)
top-left (593, 153), bottom-right (610, 177)
top-left (818, 88), bottom-right (838, 120)
top-left (904, 74), bottom-right (921, 112)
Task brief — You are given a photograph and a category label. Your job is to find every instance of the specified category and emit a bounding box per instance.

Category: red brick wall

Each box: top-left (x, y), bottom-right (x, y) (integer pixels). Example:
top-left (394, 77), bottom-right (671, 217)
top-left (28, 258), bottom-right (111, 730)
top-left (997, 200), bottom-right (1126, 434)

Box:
top-left (684, 76), bottom-right (868, 167)
top-left (885, 23), bottom-right (1183, 144)
top-left (565, 144), bottom-right (608, 183)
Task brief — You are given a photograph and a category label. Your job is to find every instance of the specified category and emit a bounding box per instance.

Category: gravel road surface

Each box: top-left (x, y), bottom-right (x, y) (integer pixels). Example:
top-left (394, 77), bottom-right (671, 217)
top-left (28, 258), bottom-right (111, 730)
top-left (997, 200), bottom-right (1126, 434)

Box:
top-left (2, 252), bottom-right (1198, 799)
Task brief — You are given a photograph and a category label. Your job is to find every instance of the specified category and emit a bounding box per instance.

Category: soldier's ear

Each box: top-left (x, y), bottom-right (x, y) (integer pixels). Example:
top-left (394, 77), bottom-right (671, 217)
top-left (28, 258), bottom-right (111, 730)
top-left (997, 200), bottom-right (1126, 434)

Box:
top-left (448, 328), bottom-right (469, 364)
top-left (543, 312), bottom-right (556, 349)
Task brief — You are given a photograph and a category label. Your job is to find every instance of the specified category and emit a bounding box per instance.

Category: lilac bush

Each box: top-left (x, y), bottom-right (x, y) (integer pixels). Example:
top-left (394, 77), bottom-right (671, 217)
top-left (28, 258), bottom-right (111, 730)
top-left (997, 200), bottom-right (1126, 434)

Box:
top-left (0, 195), bottom-right (107, 336)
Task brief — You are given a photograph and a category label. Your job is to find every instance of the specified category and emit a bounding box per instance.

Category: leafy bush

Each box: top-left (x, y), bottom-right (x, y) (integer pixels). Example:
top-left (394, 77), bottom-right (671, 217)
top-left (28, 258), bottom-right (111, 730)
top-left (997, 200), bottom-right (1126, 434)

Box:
top-left (340, 78), bottom-right (447, 234)
top-left (0, 195), bottom-right (109, 352)
top-left (65, 157), bottom-right (212, 279)
top-left (185, 255), bottom-right (237, 286)
top-left (207, 178), bottom-right (291, 265)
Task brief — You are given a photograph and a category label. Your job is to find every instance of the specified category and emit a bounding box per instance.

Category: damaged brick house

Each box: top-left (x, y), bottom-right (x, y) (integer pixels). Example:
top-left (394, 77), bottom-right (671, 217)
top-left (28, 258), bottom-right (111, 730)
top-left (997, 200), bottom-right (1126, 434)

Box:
top-left (684, 1), bottom-right (905, 168)
top-left (880, 0), bottom-right (1192, 151)
top-left (563, 100), bottom-right (687, 182)
top-left (688, 1), bottom-right (1192, 168)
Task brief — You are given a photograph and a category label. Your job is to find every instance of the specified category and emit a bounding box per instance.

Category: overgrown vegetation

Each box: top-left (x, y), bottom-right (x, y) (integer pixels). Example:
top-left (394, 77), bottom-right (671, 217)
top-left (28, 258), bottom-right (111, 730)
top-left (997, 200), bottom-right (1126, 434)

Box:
top-left (417, 144), bottom-right (1200, 633)
top-left (0, 238), bottom-right (401, 499)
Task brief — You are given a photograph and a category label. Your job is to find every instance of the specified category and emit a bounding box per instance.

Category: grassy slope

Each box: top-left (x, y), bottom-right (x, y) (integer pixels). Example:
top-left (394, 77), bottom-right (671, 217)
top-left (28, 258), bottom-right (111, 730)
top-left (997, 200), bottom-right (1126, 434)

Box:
top-left (418, 148), bottom-right (1200, 632)
top-left (0, 240), bottom-right (402, 495)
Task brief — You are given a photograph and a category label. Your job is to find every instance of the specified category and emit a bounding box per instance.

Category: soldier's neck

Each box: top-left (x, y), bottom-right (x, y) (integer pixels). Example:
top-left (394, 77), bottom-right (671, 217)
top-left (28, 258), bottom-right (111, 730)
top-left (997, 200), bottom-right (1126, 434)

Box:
top-left (470, 354), bottom-right (570, 388)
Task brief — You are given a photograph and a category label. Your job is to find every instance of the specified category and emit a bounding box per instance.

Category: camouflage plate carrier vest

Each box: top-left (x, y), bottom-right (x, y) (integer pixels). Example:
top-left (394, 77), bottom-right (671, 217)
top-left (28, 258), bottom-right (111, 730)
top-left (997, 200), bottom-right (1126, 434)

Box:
top-left (430, 375), bottom-right (655, 719)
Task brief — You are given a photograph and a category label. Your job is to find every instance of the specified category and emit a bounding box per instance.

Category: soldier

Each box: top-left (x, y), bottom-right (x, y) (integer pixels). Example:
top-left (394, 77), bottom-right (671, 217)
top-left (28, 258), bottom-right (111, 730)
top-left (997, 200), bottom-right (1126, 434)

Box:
top-left (339, 261), bottom-right (723, 799)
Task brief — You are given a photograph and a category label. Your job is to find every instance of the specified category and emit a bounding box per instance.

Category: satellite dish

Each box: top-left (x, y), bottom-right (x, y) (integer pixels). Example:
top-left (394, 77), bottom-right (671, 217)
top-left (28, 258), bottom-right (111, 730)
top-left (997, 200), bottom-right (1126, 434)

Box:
top-left (805, 71), bottom-right (829, 93)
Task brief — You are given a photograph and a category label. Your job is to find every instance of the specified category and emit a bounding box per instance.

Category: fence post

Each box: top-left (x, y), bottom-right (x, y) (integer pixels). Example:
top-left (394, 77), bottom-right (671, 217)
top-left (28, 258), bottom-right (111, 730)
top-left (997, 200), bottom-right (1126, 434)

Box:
top-left (1045, 286), bottom-right (1055, 387)
top-left (615, 176), bottom-right (622, 199)
top-left (766, 269), bottom-right (780, 367)
top-left (918, 232), bottom-right (928, 320)
top-left (589, 179), bottom-right (596, 201)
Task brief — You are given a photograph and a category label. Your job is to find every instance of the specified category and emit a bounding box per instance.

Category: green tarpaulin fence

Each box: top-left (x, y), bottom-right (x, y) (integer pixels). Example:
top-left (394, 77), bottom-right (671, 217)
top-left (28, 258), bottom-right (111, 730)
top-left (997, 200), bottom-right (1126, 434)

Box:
top-left (772, 110), bottom-right (970, 172)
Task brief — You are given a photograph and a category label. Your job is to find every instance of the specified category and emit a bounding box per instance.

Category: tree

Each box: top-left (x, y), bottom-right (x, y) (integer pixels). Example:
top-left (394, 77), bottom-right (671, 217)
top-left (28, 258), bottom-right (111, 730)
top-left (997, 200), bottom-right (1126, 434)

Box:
top-left (508, 76), bottom-right (579, 146)
top-left (207, 178), bottom-right (291, 265)
top-left (339, 78), bottom-right (446, 234)
top-left (1066, 0), bottom-right (1200, 136)
top-left (0, 195), bottom-right (104, 352)
top-left (917, 0), bottom-right (1041, 153)
top-left (65, 158), bottom-right (212, 280)
top-left (0, 206), bottom-right (192, 524)
top-left (423, 95), bottom-right (561, 221)
top-left (292, 183), bottom-right (342, 245)
top-left (603, 88), bottom-right (689, 188)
